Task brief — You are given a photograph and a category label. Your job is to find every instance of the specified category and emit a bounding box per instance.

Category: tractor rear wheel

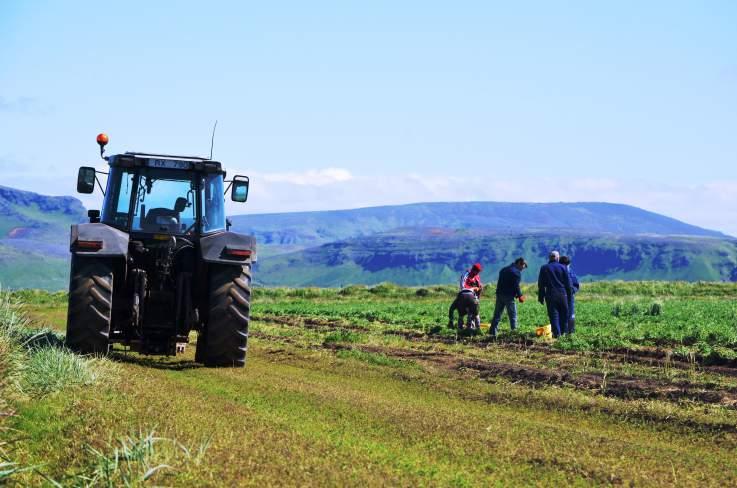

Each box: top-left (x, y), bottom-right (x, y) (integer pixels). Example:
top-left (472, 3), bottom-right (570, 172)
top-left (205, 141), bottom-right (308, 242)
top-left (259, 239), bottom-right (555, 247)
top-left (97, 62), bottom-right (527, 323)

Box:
top-left (65, 257), bottom-right (113, 354)
top-left (197, 263), bottom-right (251, 367)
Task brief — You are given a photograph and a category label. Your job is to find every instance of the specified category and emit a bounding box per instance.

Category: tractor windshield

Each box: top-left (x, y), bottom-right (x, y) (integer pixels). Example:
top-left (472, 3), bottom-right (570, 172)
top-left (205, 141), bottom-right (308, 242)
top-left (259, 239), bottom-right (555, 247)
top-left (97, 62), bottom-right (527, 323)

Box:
top-left (101, 166), bottom-right (226, 235)
top-left (130, 169), bottom-right (196, 234)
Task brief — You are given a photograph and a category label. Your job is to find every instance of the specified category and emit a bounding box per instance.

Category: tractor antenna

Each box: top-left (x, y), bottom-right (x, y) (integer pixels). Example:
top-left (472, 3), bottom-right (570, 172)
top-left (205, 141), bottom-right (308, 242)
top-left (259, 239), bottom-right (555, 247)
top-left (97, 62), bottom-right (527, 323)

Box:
top-left (209, 120), bottom-right (218, 160)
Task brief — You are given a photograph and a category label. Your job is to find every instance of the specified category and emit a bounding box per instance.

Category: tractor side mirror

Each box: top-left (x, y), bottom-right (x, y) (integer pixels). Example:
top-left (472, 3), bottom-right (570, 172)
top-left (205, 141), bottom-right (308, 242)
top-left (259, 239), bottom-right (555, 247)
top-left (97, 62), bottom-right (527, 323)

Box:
top-left (77, 167), bottom-right (96, 194)
top-left (231, 175), bottom-right (249, 202)
top-left (88, 209), bottom-right (100, 223)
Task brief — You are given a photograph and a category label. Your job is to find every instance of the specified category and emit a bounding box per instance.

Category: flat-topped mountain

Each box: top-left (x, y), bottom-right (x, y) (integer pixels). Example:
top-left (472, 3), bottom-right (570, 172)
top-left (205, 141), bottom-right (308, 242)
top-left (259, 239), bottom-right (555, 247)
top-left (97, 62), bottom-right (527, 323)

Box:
top-left (231, 201), bottom-right (728, 251)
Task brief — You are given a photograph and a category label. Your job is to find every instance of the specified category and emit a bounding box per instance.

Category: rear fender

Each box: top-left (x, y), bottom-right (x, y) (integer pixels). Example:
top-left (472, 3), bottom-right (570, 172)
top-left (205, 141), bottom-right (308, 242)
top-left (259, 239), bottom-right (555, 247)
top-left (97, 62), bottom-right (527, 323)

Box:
top-left (70, 223), bottom-right (129, 257)
top-left (200, 231), bottom-right (257, 265)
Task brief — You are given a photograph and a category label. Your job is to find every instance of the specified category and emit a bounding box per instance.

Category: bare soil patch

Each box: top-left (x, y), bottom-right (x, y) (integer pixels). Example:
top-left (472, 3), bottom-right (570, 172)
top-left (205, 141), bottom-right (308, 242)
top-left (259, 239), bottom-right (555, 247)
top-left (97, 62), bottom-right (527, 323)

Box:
top-left (342, 344), bottom-right (737, 408)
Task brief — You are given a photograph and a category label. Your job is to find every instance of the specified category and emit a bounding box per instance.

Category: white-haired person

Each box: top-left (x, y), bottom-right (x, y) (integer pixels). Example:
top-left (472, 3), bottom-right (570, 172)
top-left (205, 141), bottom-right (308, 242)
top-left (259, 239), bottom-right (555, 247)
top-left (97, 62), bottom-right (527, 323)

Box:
top-left (536, 251), bottom-right (572, 338)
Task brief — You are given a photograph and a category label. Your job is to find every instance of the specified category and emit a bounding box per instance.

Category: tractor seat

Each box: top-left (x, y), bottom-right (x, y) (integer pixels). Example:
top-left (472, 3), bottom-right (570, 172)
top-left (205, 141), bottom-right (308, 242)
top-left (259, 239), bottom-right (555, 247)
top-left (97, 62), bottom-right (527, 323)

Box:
top-left (143, 197), bottom-right (188, 232)
top-left (145, 208), bottom-right (179, 224)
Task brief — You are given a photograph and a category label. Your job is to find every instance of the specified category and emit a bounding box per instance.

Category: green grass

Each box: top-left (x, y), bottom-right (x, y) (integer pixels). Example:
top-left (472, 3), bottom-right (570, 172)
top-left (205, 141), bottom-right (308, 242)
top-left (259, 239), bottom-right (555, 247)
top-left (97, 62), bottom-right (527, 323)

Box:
top-left (3, 282), bottom-right (737, 485)
top-left (336, 349), bottom-right (417, 369)
top-left (324, 330), bottom-right (365, 344)
top-left (0, 246), bottom-right (69, 291)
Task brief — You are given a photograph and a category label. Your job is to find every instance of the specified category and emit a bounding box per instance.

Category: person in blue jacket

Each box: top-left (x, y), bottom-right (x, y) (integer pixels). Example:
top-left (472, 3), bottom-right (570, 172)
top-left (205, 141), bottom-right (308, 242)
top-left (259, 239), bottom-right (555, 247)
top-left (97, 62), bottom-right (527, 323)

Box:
top-left (489, 257), bottom-right (528, 338)
top-left (559, 255), bottom-right (580, 334)
top-left (537, 251), bottom-right (572, 338)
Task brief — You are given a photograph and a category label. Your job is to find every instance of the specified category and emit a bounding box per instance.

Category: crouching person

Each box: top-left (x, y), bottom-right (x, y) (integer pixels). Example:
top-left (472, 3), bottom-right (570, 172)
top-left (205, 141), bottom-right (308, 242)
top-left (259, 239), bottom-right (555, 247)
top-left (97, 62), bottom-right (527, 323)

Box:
top-left (448, 288), bottom-right (480, 330)
top-left (448, 263), bottom-right (484, 330)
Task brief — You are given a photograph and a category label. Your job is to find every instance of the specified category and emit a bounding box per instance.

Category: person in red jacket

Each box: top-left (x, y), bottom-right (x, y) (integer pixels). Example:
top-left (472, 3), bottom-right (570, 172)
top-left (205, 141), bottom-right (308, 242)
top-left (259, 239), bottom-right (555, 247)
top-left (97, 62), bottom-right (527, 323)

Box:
top-left (459, 262), bottom-right (484, 295)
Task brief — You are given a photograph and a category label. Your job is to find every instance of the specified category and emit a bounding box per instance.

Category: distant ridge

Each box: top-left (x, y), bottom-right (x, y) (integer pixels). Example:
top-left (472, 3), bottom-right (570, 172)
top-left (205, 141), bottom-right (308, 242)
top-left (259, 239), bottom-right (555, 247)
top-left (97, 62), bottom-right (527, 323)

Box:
top-left (231, 201), bottom-right (728, 249)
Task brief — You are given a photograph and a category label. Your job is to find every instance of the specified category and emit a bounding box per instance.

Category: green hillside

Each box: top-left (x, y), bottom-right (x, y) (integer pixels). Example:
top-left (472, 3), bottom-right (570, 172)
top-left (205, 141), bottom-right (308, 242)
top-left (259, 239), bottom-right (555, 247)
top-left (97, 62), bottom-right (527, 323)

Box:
top-left (0, 186), bottom-right (85, 290)
top-left (254, 229), bottom-right (737, 286)
top-left (0, 185), bottom-right (85, 240)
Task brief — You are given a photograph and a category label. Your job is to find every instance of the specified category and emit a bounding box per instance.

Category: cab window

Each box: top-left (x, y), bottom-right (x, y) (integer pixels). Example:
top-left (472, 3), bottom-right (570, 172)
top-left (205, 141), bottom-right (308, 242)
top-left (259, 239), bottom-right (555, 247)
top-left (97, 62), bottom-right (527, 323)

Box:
top-left (201, 174), bottom-right (225, 233)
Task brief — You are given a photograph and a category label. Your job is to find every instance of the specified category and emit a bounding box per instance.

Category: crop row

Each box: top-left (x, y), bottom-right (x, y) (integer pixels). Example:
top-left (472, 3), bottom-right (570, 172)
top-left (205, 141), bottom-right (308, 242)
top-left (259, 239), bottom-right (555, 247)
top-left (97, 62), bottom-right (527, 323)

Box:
top-left (253, 294), bottom-right (737, 360)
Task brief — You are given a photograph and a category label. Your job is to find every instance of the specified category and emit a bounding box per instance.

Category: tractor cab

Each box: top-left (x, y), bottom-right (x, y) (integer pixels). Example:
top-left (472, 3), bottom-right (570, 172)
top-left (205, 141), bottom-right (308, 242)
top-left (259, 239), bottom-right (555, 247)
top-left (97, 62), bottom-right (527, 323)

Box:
top-left (78, 153), bottom-right (249, 236)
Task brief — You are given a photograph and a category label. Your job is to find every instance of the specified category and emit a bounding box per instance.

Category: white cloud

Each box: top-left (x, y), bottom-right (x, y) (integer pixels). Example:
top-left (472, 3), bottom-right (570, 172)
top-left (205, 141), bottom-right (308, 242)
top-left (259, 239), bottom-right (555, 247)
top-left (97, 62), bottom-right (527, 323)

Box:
top-left (568, 178), bottom-right (621, 192)
top-left (256, 168), bottom-right (353, 186)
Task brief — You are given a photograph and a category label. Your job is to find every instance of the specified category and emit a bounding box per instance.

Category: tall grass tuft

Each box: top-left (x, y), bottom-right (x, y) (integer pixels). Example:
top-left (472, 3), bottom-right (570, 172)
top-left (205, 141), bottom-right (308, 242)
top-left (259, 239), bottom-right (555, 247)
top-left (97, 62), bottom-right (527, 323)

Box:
top-left (78, 430), bottom-right (211, 487)
top-left (0, 288), bottom-right (118, 399)
top-left (0, 290), bottom-right (34, 342)
top-left (0, 289), bottom-right (31, 408)
top-left (21, 347), bottom-right (116, 397)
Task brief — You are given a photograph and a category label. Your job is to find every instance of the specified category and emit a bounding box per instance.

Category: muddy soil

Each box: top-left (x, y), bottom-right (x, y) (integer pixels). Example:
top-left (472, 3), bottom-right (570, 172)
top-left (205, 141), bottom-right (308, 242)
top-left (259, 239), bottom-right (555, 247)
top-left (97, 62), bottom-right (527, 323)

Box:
top-left (345, 344), bottom-right (737, 407)
top-left (383, 327), bottom-right (737, 377)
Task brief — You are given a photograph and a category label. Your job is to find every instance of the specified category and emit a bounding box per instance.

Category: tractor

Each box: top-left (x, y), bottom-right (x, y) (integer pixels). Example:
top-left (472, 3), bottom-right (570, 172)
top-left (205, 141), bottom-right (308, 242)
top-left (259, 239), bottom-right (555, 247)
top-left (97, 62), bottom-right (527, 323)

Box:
top-left (66, 133), bottom-right (256, 367)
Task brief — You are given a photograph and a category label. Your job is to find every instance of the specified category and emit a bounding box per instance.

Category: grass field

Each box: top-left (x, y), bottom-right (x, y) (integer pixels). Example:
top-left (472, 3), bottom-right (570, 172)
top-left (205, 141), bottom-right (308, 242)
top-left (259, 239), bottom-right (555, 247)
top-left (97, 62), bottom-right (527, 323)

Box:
top-left (2, 282), bottom-right (737, 486)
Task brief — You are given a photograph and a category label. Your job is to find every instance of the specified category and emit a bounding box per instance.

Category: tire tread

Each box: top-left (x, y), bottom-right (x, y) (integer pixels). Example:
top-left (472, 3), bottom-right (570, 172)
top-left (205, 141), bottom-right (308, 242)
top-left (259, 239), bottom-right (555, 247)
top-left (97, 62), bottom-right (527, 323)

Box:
top-left (65, 257), bottom-right (113, 354)
top-left (197, 263), bottom-right (251, 367)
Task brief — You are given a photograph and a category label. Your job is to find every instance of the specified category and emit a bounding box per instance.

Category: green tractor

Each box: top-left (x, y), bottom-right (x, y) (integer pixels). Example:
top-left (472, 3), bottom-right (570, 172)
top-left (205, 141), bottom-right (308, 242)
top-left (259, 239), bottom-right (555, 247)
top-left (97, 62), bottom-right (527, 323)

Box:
top-left (66, 134), bottom-right (255, 367)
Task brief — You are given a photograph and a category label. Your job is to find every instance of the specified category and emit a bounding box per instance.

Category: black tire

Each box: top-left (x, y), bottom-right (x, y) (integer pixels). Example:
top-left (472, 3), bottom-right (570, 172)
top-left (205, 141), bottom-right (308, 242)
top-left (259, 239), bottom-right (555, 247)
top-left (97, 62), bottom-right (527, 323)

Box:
top-left (197, 263), bottom-right (251, 367)
top-left (194, 326), bottom-right (206, 363)
top-left (65, 257), bottom-right (113, 354)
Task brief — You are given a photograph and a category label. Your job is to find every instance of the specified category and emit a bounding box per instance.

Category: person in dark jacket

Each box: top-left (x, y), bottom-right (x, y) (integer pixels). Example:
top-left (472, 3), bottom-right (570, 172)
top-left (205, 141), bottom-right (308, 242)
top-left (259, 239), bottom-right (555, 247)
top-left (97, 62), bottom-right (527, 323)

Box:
top-left (537, 251), bottom-right (572, 338)
top-left (559, 255), bottom-right (580, 334)
top-left (489, 257), bottom-right (528, 337)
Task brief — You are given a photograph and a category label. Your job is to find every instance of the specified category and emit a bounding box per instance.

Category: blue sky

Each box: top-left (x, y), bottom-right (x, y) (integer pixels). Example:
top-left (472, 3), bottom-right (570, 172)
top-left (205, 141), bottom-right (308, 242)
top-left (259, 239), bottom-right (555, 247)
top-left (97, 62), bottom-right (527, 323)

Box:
top-left (1, 1), bottom-right (736, 234)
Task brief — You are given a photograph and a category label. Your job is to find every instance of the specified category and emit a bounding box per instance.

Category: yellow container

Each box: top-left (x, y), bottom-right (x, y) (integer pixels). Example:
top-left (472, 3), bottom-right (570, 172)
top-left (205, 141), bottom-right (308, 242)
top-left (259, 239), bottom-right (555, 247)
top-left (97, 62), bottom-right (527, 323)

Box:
top-left (535, 324), bottom-right (552, 339)
top-left (479, 322), bottom-right (490, 330)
